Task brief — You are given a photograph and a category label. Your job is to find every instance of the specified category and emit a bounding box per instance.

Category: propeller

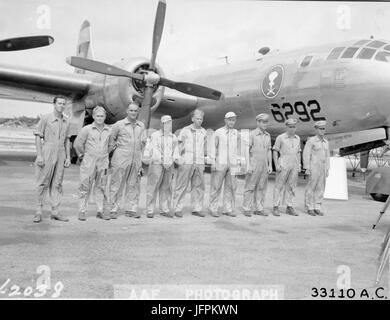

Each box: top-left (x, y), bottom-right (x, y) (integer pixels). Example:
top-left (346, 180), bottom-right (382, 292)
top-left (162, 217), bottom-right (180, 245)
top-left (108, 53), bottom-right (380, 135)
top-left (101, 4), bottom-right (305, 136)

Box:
top-left (66, 0), bottom-right (222, 128)
top-left (0, 35), bottom-right (54, 51)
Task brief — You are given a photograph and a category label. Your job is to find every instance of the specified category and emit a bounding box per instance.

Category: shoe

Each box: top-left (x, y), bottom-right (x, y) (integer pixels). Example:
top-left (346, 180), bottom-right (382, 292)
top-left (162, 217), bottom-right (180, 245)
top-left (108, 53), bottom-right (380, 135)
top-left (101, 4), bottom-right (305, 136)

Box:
top-left (33, 214), bottom-right (42, 223)
top-left (223, 212), bottom-right (236, 217)
top-left (243, 211), bottom-right (252, 217)
top-left (175, 212), bottom-right (183, 218)
top-left (314, 209), bottom-right (324, 216)
top-left (286, 206), bottom-right (298, 216)
top-left (272, 207), bottom-right (280, 216)
top-left (51, 213), bottom-right (69, 222)
top-left (126, 211), bottom-right (140, 218)
top-left (192, 211), bottom-right (205, 217)
top-left (110, 212), bottom-right (118, 219)
top-left (308, 210), bottom-right (316, 216)
top-left (160, 212), bottom-right (174, 218)
top-left (254, 210), bottom-right (268, 216)
top-left (147, 213), bottom-right (154, 218)
top-left (209, 212), bottom-right (220, 218)
top-left (78, 212), bottom-right (87, 221)
top-left (96, 212), bottom-right (109, 220)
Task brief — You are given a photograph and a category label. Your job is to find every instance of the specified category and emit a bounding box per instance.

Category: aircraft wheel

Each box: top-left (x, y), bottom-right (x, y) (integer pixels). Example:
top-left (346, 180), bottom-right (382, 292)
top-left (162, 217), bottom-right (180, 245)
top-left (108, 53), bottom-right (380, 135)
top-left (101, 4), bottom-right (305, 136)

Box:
top-left (370, 193), bottom-right (389, 202)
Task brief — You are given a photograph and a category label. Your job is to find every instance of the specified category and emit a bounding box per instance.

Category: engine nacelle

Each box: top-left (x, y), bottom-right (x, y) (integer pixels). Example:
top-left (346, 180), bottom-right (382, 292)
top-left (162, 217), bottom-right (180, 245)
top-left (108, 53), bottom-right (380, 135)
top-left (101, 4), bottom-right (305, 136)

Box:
top-left (85, 57), bottom-right (165, 124)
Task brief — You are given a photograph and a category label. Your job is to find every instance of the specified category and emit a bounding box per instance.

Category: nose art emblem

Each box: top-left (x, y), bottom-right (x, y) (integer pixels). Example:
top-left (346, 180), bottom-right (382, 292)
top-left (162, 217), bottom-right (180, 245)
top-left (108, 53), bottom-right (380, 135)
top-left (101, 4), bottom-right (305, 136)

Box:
top-left (261, 65), bottom-right (285, 99)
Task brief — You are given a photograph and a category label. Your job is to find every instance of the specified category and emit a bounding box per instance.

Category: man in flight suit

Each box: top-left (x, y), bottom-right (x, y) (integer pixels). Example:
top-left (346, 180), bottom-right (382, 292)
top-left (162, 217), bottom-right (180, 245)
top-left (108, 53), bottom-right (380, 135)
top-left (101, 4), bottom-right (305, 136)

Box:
top-left (303, 120), bottom-right (330, 216)
top-left (242, 113), bottom-right (273, 217)
top-left (143, 115), bottom-right (179, 218)
top-left (172, 109), bottom-right (208, 217)
top-left (209, 111), bottom-right (241, 217)
top-left (33, 95), bottom-right (71, 223)
top-left (108, 103), bottom-right (146, 219)
top-left (74, 106), bottom-right (111, 221)
top-left (272, 118), bottom-right (301, 216)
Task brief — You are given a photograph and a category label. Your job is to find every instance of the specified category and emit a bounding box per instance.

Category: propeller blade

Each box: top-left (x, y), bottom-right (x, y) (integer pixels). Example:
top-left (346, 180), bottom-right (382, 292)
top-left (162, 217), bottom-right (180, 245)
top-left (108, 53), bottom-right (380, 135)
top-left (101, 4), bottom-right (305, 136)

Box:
top-left (139, 86), bottom-right (154, 128)
top-left (66, 56), bottom-right (144, 80)
top-left (149, 0), bottom-right (166, 69)
top-left (0, 35), bottom-right (54, 51)
top-left (159, 77), bottom-right (223, 100)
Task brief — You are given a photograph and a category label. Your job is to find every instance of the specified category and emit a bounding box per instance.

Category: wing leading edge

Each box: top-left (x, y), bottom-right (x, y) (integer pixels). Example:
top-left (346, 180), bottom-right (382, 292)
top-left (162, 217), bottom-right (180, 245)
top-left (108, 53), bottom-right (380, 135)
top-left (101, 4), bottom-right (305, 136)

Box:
top-left (0, 63), bottom-right (93, 104)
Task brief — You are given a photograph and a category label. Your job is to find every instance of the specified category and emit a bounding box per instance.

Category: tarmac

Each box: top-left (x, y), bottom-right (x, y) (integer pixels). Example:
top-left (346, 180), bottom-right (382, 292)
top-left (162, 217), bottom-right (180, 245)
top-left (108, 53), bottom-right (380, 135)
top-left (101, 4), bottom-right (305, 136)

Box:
top-left (0, 157), bottom-right (389, 299)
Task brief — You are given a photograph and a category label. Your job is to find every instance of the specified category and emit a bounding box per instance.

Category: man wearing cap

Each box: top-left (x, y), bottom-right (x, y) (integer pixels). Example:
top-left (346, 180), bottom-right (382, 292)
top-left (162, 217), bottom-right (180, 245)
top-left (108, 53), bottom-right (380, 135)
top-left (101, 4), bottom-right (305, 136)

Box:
top-left (143, 115), bottom-right (179, 218)
top-left (74, 106), bottom-right (111, 221)
top-left (108, 103), bottom-right (146, 219)
top-left (209, 111), bottom-right (241, 217)
top-left (33, 95), bottom-right (71, 223)
top-left (303, 120), bottom-right (330, 216)
top-left (242, 113), bottom-right (273, 217)
top-left (172, 109), bottom-right (208, 217)
top-left (272, 118), bottom-right (301, 216)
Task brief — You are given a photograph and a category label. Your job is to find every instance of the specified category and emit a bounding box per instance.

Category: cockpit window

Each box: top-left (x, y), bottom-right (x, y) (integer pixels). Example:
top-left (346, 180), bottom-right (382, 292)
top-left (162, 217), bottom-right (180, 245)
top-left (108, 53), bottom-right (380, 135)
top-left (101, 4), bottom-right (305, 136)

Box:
top-left (367, 40), bottom-right (386, 49)
top-left (357, 48), bottom-right (376, 59)
top-left (354, 40), bottom-right (370, 46)
top-left (375, 51), bottom-right (390, 62)
top-left (341, 47), bottom-right (359, 58)
top-left (327, 47), bottom-right (345, 60)
top-left (300, 55), bottom-right (313, 67)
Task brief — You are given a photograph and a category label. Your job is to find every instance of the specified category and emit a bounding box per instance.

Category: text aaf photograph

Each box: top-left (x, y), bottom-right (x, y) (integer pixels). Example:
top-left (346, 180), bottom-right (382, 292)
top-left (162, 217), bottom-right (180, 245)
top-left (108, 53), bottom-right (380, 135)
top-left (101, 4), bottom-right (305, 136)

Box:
top-left (0, 0), bottom-right (389, 304)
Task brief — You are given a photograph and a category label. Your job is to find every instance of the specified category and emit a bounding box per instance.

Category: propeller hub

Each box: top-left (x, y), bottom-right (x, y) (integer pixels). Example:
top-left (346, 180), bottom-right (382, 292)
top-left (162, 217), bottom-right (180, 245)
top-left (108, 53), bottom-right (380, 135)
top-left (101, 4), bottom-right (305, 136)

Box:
top-left (144, 70), bottom-right (160, 86)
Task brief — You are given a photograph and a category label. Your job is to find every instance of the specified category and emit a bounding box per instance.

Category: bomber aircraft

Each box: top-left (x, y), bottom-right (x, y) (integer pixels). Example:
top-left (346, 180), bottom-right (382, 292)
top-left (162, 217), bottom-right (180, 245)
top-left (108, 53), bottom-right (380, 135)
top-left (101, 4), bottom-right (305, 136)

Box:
top-left (1, 1), bottom-right (390, 185)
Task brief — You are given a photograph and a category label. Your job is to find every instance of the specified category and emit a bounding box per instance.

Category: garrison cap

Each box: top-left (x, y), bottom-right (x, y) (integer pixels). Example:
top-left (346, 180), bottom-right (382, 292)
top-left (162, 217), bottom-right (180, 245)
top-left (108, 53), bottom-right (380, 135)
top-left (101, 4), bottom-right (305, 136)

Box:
top-left (161, 115), bottom-right (172, 123)
top-left (256, 113), bottom-right (269, 122)
top-left (225, 111), bottom-right (237, 119)
top-left (285, 118), bottom-right (298, 126)
top-left (314, 120), bottom-right (327, 128)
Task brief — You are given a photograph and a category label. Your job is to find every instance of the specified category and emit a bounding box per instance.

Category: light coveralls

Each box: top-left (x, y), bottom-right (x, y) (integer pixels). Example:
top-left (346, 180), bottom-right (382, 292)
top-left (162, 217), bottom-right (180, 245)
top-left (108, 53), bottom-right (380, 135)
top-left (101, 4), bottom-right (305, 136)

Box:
top-left (172, 124), bottom-right (207, 213)
top-left (143, 130), bottom-right (179, 215)
top-left (273, 132), bottom-right (301, 207)
top-left (303, 135), bottom-right (330, 211)
top-left (209, 126), bottom-right (240, 214)
top-left (242, 128), bottom-right (271, 212)
top-left (109, 118), bottom-right (146, 213)
top-left (74, 123), bottom-right (111, 214)
top-left (33, 113), bottom-right (70, 214)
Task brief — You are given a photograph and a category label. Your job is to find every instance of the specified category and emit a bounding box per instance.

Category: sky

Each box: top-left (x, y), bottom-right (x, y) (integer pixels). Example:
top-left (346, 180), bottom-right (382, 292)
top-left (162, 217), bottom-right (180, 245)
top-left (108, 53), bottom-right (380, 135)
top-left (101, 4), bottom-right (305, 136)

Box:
top-left (0, 0), bottom-right (390, 117)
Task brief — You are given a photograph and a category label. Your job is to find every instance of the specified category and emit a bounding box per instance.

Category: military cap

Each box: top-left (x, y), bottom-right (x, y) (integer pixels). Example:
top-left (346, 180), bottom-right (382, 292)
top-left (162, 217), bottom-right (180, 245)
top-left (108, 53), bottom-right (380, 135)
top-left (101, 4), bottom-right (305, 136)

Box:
top-left (161, 115), bottom-right (172, 123)
top-left (314, 120), bottom-right (327, 128)
top-left (225, 111), bottom-right (237, 119)
top-left (285, 118), bottom-right (298, 126)
top-left (256, 113), bottom-right (269, 122)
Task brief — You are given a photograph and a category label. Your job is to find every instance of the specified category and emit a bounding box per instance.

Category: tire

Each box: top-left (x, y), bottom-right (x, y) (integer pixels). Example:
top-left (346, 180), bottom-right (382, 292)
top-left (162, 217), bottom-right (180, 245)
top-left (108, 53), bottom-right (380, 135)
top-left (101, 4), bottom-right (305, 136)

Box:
top-left (370, 193), bottom-right (389, 203)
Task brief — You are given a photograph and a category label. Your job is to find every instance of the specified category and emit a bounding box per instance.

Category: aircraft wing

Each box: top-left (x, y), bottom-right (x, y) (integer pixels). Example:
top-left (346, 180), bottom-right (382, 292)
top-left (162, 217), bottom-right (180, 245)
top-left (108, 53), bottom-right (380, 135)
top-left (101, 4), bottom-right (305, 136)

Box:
top-left (0, 63), bottom-right (93, 104)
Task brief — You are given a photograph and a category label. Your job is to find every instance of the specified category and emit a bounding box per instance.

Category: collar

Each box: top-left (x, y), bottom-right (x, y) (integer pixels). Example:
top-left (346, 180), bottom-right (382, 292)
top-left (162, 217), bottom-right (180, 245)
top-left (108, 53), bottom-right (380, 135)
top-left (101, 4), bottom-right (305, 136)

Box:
top-left (314, 135), bottom-right (326, 142)
top-left (224, 125), bottom-right (235, 132)
top-left (189, 124), bottom-right (204, 131)
top-left (254, 128), bottom-right (269, 136)
top-left (50, 112), bottom-right (67, 123)
top-left (284, 132), bottom-right (298, 139)
top-left (158, 129), bottom-right (173, 137)
top-left (91, 122), bottom-right (109, 131)
top-left (124, 118), bottom-right (141, 126)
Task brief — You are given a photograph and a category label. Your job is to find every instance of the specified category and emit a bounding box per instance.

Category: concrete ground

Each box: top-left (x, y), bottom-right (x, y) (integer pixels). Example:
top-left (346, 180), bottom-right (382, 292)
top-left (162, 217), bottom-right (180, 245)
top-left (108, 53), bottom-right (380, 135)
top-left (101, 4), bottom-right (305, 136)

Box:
top-left (0, 159), bottom-right (389, 300)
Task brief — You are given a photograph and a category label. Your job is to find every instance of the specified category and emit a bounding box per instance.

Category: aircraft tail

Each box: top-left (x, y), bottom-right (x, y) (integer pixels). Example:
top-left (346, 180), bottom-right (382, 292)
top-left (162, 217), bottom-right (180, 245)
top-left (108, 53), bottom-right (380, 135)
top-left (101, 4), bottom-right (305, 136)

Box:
top-left (75, 20), bottom-right (94, 74)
